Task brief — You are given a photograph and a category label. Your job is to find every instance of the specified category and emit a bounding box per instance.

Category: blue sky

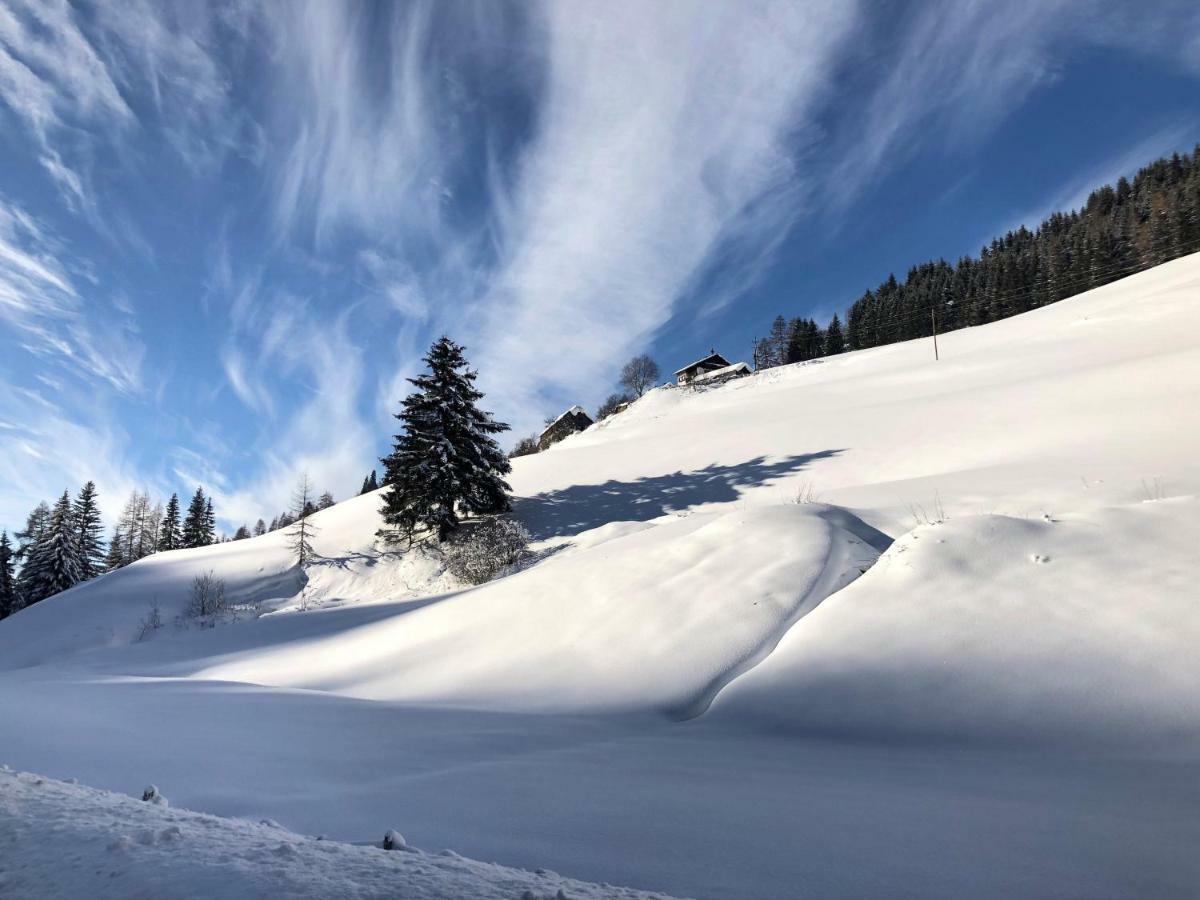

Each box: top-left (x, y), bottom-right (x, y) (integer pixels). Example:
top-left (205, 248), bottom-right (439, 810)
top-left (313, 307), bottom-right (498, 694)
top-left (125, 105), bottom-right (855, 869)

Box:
top-left (2, 0), bottom-right (1199, 533)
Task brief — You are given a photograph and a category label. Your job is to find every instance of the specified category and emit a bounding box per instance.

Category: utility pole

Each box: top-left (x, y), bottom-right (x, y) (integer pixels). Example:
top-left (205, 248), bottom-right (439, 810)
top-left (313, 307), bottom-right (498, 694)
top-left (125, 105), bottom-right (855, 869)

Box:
top-left (931, 308), bottom-right (939, 362)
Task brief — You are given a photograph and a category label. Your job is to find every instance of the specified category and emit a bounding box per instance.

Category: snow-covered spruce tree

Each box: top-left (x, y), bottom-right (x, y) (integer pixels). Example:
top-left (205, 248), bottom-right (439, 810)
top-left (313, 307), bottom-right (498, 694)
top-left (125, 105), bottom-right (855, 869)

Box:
top-left (0, 531), bottom-right (18, 619)
top-left (379, 337), bottom-right (511, 544)
top-left (158, 493), bottom-right (182, 551)
top-left (182, 488), bottom-right (208, 549)
top-left (16, 491), bottom-right (82, 606)
top-left (72, 481), bottom-right (106, 580)
top-left (14, 501), bottom-right (50, 563)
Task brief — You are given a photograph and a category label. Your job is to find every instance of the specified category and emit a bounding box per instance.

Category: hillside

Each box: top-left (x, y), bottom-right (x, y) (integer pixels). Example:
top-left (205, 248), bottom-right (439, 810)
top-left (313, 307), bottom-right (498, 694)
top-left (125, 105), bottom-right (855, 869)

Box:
top-left (2, 253), bottom-right (1199, 898)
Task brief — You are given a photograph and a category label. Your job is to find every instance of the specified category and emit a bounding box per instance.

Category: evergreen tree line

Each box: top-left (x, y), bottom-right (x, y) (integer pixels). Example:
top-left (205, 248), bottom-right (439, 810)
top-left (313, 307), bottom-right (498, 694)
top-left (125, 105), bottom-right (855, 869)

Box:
top-left (1, 484), bottom-right (224, 619)
top-left (758, 145), bottom-right (1200, 360)
top-left (264, 490), bottom-right (335, 534)
top-left (755, 314), bottom-right (846, 368)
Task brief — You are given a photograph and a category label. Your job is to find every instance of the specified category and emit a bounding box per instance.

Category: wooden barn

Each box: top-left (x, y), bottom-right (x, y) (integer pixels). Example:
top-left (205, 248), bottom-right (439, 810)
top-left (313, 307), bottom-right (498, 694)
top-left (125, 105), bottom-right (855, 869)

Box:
top-left (538, 405), bottom-right (594, 451)
top-left (674, 351), bottom-right (735, 385)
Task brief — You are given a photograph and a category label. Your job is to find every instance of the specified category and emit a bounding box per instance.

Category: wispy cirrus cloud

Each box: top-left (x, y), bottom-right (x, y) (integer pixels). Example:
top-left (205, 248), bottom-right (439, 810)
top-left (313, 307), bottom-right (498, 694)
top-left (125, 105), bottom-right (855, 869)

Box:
top-left (465, 1), bottom-right (860, 429)
top-left (0, 197), bottom-right (143, 394)
top-left (824, 0), bottom-right (1200, 214)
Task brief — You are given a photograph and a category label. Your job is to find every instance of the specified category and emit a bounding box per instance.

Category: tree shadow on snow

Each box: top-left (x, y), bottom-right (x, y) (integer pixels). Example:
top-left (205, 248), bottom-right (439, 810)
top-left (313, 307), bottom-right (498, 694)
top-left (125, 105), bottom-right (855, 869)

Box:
top-left (512, 450), bottom-right (845, 540)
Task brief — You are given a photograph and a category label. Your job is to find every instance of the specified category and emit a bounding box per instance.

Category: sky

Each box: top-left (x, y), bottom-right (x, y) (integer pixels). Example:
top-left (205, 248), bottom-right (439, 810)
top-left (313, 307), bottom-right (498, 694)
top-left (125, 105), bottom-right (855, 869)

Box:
top-left (1, 0), bottom-right (1199, 534)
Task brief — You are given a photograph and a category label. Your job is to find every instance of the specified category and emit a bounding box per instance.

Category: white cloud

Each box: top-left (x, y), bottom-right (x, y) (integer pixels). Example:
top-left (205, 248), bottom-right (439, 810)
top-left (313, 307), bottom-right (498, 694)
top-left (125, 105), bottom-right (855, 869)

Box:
top-left (464, 1), bottom-right (860, 434)
top-left (0, 198), bottom-right (144, 394)
top-left (0, 390), bottom-right (155, 534)
top-left (824, 0), bottom-right (1200, 213)
top-left (268, 0), bottom-right (456, 245)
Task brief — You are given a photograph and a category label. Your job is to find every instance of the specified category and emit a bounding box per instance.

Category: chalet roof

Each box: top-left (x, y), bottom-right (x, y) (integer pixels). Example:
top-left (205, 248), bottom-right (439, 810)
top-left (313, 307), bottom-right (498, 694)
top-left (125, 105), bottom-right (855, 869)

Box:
top-left (673, 351), bottom-right (731, 376)
top-left (690, 361), bottom-right (750, 384)
top-left (538, 405), bottom-right (592, 440)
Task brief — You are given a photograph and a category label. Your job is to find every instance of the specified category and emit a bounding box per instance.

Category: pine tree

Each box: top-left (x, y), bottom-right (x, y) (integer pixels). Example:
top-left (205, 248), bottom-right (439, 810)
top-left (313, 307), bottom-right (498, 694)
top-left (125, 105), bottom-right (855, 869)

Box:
top-left (16, 491), bottom-right (82, 606)
top-left (317, 491), bottom-right (335, 510)
top-left (824, 314), bottom-right (845, 355)
top-left (233, 525), bottom-right (251, 540)
top-left (253, 519), bottom-right (267, 537)
top-left (104, 534), bottom-right (126, 571)
top-left (159, 493), bottom-right (183, 551)
top-left (203, 498), bottom-right (216, 546)
top-left (182, 488), bottom-right (208, 548)
top-left (0, 531), bottom-right (18, 619)
top-left (14, 501), bottom-right (51, 562)
top-left (72, 481), bottom-right (106, 580)
top-left (379, 336), bottom-right (512, 543)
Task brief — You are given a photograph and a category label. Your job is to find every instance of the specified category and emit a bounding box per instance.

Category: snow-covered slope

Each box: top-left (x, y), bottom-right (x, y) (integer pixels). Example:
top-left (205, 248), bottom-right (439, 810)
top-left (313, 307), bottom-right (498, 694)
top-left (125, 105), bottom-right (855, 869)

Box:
top-left (0, 767), bottom-right (680, 900)
top-left (2, 253), bottom-right (1200, 898)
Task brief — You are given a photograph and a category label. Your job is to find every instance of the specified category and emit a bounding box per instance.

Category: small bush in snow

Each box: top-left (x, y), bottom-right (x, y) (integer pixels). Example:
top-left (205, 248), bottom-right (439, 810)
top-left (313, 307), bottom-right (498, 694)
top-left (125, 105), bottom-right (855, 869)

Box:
top-left (141, 785), bottom-right (168, 807)
top-left (382, 829), bottom-right (406, 850)
top-left (441, 518), bottom-right (530, 585)
top-left (184, 571), bottom-right (231, 625)
top-left (135, 602), bottom-right (163, 641)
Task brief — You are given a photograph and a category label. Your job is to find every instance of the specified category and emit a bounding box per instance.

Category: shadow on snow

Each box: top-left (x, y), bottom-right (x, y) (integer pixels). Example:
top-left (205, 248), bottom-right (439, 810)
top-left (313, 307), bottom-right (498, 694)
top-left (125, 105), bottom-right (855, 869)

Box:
top-left (512, 450), bottom-right (845, 540)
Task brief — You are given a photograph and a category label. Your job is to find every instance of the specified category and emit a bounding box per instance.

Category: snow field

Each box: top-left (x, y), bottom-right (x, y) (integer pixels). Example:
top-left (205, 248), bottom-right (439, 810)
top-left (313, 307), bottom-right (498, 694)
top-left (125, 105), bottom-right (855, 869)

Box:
top-left (2, 252), bottom-right (1200, 897)
top-left (0, 767), bottom-right (682, 900)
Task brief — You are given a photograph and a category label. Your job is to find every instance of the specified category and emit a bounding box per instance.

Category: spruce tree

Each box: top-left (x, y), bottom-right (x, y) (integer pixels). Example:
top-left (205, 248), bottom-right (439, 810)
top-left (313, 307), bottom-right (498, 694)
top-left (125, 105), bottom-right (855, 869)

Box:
top-left (159, 493), bottom-right (183, 551)
top-left (317, 491), bottom-right (335, 510)
top-left (14, 501), bottom-right (51, 562)
top-left (203, 498), bottom-right (216, 546)
top-left (0, 531), bottom-right (18, 619)
top-left (182, 488), bottom-right (207, 548)
top-left (253, 519), bottom-right (267, 537)
top-left (72, 481), bottom-right (106, 580)
top-left (379, 337), bottom-right (511, 543)
top-left (824, 314), bottom-right (845, 355)
top-left (16, 491), bottom-right (82, 606)
top-left (104, 533), bottom-right (126, 571)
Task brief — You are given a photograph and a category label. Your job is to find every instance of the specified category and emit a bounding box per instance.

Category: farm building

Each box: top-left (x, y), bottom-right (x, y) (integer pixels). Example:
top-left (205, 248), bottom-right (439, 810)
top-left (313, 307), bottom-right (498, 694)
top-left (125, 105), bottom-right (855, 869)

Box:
top-left (674, 351), bottom-right (731, 385)
top-left (673, 351), bottom-right (749, 387)
top-left (538, 405), bottom-right (594, 451)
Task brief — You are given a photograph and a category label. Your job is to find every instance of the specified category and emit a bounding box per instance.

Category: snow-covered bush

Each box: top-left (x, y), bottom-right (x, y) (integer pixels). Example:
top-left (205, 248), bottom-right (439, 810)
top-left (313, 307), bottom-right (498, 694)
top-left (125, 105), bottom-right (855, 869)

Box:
top-left (141, 785), bottom-right (168, 807)
top-left (184, 571), bottom-right (231, 625)
top-left (442, 518), bottom-right (530, 585)
top-left (382, 829), bottom-right (406, 850)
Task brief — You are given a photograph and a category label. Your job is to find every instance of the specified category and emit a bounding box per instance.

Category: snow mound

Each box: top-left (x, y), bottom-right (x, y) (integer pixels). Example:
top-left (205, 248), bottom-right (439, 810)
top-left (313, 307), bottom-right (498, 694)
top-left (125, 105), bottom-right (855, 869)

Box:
top-left (196, 503), bottom-right (889, 715)
top-left (0, 768), bottom-right (681, 900)
top-left (710, 497), bottom-right (1200, 744)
